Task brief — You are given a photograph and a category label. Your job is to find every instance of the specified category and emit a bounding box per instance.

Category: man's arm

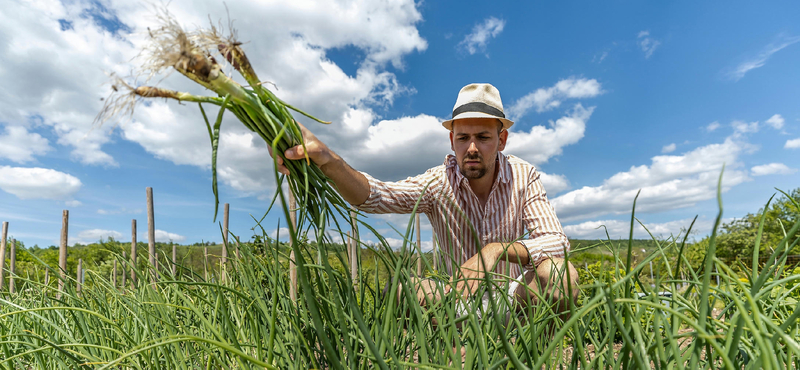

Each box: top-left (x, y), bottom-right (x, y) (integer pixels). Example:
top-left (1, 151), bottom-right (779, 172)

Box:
top-left (517, 167), bottom-right (570, 270)
top-left (455, 241), bottom-right (530, 296)
top-left (271, 121), bottom-right (370, 206)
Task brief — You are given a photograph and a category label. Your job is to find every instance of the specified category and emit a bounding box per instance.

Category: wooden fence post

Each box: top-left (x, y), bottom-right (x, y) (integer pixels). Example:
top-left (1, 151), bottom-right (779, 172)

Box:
top-left (0, 221), bottom-right (7, 290)
top-left (45, 269), bottom-right (50, 287)
top-left (416, 213), bottom-right (422, 277)
top-left (172, 243), bottom-right (177, 277)
top-left (204, 245), bottom-right (209, 281)
top-left (9, 239), bottom-right (16, 294)
top-left (76, 258), bottom-right (83, 294)
top-left (131, 220), bottom-right (137, 288)
top-left (59, 210), bottom-right (68, 295)
top-left (221, 203), bottom-right (229, 283)
top-left (147, 187), bottom-right (155, 288)
top-left (289, 193), bottom-right (297, 302)
top-left (121, 251), bottom-right (127, 290)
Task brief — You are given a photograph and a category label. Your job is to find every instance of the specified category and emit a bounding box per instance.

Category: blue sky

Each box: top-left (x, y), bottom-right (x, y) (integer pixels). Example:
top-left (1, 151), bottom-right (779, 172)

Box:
top-left (1, 0), bottom-right (799, 249)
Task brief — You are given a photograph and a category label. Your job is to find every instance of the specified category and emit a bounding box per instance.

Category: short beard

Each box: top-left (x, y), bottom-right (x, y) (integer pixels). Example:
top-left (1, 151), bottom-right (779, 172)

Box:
top-left (460, 166), bottom-right (487, 179)
top-left (460, 155), bottom-right (488, 179)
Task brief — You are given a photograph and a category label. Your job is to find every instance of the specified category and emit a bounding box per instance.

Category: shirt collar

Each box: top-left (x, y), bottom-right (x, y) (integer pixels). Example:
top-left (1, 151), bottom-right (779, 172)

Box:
top-left (445, 152), bottom-right (511, 186)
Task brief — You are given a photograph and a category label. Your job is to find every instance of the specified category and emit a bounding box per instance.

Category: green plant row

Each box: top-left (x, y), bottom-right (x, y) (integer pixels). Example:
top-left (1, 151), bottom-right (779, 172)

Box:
top-left (1, 179), bottom-right (799, 369)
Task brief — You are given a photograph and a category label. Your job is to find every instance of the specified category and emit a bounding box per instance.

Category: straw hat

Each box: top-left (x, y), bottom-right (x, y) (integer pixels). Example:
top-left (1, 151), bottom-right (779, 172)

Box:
top-left (442, 83), bottom-right (514, 131)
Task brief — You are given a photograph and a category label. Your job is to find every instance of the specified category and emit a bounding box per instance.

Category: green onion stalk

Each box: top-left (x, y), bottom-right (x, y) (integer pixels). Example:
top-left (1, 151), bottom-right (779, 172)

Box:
top-left (98, 20), bottom-right (349, 229)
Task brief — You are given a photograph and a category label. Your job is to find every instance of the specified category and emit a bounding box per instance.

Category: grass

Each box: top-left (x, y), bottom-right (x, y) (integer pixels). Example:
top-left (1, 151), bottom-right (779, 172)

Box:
top-left (0, 177), bottom-right (799, 369)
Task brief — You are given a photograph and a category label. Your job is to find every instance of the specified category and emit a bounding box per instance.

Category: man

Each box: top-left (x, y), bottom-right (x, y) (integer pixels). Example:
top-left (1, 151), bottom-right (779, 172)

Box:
top-left (273, 83), bottom-right (578, 317)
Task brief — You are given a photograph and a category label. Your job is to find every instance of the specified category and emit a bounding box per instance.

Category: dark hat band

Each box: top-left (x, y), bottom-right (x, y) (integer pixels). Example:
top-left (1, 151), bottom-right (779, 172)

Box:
top-left (452, 102), bottom-right (505, 119)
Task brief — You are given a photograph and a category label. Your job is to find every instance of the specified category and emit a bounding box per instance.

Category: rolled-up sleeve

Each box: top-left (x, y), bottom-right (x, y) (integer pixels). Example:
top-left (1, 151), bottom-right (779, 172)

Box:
top-left (354, 170), bottom-right (440, 215)
top-left (517, 168), bottom-right (570, 270)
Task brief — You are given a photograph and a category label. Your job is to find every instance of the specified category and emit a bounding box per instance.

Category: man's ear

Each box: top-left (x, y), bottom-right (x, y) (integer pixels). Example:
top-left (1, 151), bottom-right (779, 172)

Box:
top-left (449, 131), bottom-right (454, 151)
top-left (498, 129), bottom-right (508, 151)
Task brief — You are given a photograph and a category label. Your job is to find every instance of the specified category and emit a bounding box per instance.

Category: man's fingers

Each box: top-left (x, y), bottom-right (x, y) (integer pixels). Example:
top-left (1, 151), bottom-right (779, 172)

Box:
top-left (284, 145), bottom-right (306, 160)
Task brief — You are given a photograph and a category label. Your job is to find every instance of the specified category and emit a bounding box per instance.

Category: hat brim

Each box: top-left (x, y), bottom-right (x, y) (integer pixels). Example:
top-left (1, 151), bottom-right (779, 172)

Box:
top-left (442, 111), bottom-right (514, 131)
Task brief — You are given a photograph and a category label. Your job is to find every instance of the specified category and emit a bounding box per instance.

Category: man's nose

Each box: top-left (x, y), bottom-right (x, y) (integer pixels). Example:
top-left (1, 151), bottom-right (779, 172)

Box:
top-left (468, 141), bottom-right (478, 152)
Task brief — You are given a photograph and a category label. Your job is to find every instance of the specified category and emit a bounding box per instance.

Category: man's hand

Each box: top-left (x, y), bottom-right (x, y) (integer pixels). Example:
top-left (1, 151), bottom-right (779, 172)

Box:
top-left (452, 242), bottom-right (531, 298)
top-left (268, 121), bottom-right (338, 175)
top-left (267, 120), bottom-right (371, 206)
top-left (453, 243), bottom-right (502, 298)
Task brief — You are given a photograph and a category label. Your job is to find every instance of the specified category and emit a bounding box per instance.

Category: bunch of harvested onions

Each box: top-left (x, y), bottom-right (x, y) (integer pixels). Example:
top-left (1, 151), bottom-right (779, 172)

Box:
top-left (97, 13), bottom-right (347, 230)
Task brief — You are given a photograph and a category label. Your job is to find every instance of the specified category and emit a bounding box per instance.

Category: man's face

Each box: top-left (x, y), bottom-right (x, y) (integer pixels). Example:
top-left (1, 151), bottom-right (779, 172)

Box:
top-left (449, 118), bottom-right (508, 180)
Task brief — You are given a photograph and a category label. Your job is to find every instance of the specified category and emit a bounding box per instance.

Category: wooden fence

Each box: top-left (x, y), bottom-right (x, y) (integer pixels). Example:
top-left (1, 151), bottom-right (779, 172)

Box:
top-left (0, 188), bottom-right (435, 295)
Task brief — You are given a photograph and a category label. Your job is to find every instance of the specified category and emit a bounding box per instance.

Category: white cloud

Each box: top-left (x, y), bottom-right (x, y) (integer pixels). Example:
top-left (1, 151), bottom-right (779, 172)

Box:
top-left (65, 200), bottom-right (82, 207)
top-left (731, 120), bottom-right (759, 136)
top-left (726, 33), bottom-right (800, 81)
top-left (551, 138), bottom-right (750, 222)
top-left (0, 0), bottom-right (135, 167)
top-left (0, 166), bottom-right (82, 200)
top-left (637, 31), bottom-right (661, 59)
top-left (0, 126), bottom-right (51, 163)
top-left (539, 172), bottom-right (570, 196)
top-left (457, 17), bottom-right (506, 56)
top-left (116, 0), bottom-right (426, 196)
top-left (0, 0), bottom-right (428, 198)
top-left (507, 77), bottom-right (603, 119)
top-left (765, 114), bottom-right (785, 130)
top-left (153, 230), bottom-right (186, 243)
top-left (72, 229), bottom-right (123, 245)
top-left (505, 104), bottom-right (594, 165)
top-left (751, 163), bottom-right (797, 176)
top-left (662, 143), bottom-right (676, 153)
top-left (384, 237), bottom-right (405, 249)
top-left (786, 138), bottom-right (800, 149)
top-left (705, 121), bottom-right (721, 132)
top-left (270, 227), bottom-right (291, 240)
top-left (564, 217), bottom-right (725, 240)
top-left (346, 114), bottom-right (449, 180)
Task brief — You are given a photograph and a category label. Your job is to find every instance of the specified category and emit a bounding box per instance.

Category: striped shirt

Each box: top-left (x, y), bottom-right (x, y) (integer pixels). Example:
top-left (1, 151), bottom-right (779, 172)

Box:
top-left (355, 152), bottom-right (569, 278)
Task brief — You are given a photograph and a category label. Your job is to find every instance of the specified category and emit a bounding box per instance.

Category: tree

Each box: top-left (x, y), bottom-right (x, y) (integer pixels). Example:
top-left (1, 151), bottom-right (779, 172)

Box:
top-left (688, 188), bottom-right (800, 268)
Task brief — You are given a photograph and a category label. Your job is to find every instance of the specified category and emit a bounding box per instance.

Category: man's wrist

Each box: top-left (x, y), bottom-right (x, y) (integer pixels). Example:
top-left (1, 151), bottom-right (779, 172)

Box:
top-left (318, 152), bottom-right (343, 175)
top-left (482, 243), bottom-right (505, 259)
top-left (486, 242), bottom-right (530, 265)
